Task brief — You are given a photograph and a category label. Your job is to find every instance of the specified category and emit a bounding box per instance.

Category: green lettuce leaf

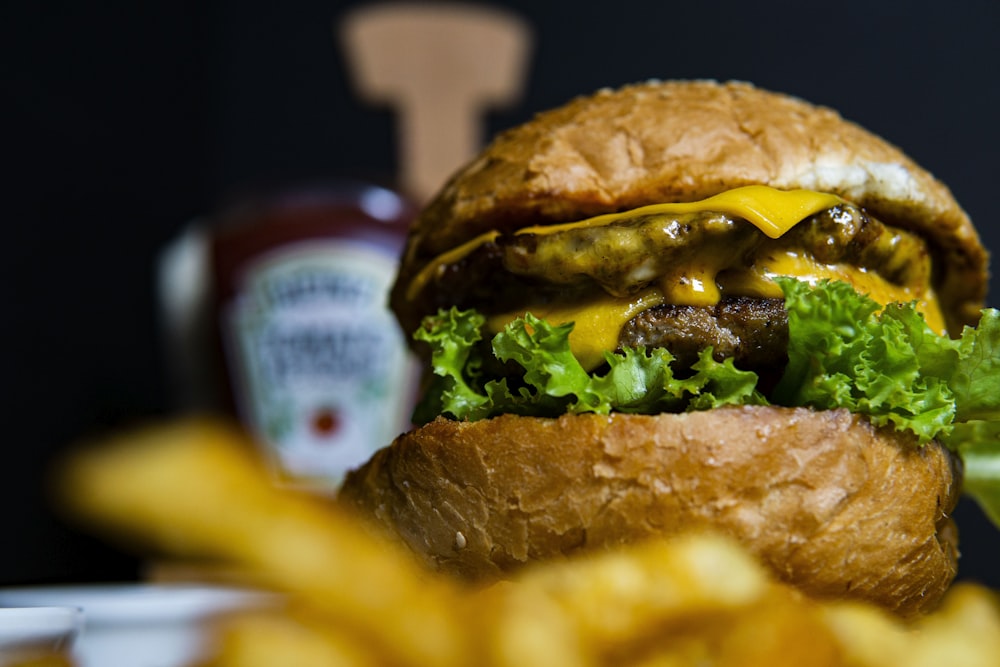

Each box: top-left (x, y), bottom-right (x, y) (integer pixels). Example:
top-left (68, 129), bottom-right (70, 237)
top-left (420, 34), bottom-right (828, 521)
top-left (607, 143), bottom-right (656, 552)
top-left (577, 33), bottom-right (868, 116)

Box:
top-left (679, 348), bottom-right (767, 410)
top-left (411, 307), bottom-right (492, 423)
top-left (943, 309), bottom-right (1000, 524)
top-left (412, 308), bottom-right (762, 423)
top-left (772, 278), bottom-right (958, 443)
top-left (490, 314), bottom-right (600, 413)
top-left (950, 309), bottom-right (1000, 423)
top-left (952, 420), bottom-right (1000, 526)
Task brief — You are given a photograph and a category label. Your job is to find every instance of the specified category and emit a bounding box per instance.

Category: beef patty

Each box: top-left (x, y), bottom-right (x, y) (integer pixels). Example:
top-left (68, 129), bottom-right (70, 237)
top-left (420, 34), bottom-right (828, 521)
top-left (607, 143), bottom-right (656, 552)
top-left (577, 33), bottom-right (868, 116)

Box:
top-left (619, 297), bottom-right (788, 378)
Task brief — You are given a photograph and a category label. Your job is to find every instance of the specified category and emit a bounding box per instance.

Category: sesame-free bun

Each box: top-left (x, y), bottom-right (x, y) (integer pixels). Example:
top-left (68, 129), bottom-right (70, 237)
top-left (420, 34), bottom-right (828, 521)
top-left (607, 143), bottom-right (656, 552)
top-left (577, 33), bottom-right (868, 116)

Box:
top-left (340, 406), bottom-right (961, 618)
top-left (393, 80), bottom-right (987, 333)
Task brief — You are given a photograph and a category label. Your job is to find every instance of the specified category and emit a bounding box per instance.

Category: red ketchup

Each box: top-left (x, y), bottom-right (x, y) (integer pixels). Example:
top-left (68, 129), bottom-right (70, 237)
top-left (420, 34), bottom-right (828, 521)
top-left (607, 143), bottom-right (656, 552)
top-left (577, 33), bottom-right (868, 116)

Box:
top-left (210, 183), bottom-right (418, 493)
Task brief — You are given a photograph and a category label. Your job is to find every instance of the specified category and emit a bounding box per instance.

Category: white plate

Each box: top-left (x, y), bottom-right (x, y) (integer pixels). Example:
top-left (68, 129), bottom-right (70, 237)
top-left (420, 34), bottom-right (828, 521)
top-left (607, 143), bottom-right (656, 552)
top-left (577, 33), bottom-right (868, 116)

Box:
top-left (0, 584), bottom-right (278, 667)
top-left (0, 605), bottom-right (83, 665)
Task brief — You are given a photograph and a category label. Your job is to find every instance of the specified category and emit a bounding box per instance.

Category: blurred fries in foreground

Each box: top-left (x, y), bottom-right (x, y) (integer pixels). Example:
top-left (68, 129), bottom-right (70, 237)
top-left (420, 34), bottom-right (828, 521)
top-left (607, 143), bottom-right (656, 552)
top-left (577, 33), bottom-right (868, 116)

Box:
top-left (54, 419), bottom-right (469, 667)
top-left (54, 418), bottom-right (1000, 667)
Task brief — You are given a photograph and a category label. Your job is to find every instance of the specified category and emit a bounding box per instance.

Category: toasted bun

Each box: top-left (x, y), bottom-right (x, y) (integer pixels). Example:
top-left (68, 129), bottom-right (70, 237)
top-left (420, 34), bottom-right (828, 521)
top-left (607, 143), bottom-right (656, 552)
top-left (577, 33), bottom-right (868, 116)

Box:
top-left (341, 406), bottom-right (961, 617)
top-left (392, 80), bottom-right (987, 333)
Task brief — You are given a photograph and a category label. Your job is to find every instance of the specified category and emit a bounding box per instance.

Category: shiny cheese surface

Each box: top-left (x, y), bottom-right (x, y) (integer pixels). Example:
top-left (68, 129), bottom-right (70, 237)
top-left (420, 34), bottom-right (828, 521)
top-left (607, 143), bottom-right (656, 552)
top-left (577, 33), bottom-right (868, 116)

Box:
top-left (516, 186), bottom-right (843, 239)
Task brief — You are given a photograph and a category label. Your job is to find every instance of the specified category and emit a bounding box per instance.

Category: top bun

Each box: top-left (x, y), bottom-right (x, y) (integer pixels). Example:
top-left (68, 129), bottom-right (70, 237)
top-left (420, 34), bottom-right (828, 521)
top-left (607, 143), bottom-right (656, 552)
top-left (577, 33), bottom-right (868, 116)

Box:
top-left (394, 80), bottom-right (988, 333)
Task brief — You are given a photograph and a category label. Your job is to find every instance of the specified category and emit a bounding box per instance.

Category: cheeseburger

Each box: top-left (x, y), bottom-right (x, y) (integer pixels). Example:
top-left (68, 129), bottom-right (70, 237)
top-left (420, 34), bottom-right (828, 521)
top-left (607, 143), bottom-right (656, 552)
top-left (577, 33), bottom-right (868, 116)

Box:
top-left (341, 80), bottom-right (1000, 616)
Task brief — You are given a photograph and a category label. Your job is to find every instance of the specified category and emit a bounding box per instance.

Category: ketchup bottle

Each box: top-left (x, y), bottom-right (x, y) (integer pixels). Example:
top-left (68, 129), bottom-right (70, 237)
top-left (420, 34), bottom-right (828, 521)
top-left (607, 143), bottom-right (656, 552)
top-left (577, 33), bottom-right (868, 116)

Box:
top-left (210, 182), bottom-right (418, 493)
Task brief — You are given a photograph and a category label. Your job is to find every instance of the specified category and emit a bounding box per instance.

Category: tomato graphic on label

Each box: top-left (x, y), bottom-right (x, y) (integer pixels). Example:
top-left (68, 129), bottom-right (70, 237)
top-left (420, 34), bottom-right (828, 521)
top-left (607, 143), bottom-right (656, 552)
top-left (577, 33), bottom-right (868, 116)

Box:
top-left (312, 408), bottom-right (342, 438)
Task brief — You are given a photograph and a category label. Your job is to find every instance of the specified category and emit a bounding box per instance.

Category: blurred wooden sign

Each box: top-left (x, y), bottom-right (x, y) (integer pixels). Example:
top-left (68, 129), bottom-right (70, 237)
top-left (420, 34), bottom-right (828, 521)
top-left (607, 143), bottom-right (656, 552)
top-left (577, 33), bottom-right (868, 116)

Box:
top-left (340, 2), bottom-right (532, 203)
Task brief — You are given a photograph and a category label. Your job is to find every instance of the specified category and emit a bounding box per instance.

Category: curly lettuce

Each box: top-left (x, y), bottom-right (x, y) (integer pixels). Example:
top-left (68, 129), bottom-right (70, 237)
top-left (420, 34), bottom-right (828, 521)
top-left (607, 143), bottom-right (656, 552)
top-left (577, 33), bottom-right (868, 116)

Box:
top-left (412, 280), bottom-right (1000, 527)
top-left (413, 309), bottom-right (764, 424)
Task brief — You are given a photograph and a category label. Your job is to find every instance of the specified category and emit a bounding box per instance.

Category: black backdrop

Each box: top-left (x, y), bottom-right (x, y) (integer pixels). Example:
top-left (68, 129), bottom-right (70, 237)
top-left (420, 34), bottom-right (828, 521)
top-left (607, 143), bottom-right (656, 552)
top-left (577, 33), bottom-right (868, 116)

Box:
top-left (5, 1), bottom-right (999, 588)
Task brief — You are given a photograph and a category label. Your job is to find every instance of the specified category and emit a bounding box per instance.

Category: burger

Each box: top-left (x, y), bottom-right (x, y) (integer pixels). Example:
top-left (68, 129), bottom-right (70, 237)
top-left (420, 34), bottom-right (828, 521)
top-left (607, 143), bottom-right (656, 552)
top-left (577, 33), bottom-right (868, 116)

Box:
top-left (340, 80), bottom-right (1000, 617)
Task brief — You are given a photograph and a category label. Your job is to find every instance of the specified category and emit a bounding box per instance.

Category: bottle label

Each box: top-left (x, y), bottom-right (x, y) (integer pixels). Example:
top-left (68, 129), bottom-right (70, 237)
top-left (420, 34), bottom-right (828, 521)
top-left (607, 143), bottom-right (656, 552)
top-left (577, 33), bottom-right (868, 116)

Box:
top-left (224, 240), bottom-right (416, 492)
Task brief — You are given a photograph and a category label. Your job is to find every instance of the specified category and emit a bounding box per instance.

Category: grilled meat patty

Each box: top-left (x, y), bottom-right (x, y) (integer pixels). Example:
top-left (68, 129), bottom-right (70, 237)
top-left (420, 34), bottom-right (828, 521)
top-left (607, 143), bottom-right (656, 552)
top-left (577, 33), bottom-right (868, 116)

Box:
top-left (619, 296), bottom-right (788, 370)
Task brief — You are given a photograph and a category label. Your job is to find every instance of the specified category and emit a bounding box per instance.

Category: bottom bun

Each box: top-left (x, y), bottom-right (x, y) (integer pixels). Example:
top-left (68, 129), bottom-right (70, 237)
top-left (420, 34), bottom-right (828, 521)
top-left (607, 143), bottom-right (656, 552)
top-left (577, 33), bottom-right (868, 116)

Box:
top-left (340, 406), bottom-right (961, 617)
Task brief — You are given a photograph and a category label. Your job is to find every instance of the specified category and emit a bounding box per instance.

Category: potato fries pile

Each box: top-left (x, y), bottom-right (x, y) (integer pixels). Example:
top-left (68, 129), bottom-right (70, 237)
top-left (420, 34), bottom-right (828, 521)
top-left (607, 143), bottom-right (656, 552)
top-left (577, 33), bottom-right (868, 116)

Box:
top-left (54, 418), bottom-right (1000, 667)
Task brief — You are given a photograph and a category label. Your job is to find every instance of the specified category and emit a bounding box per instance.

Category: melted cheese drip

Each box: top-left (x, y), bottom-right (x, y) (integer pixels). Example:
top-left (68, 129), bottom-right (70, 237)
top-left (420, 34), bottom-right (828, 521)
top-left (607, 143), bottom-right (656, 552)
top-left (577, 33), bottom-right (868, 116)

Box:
top-left (748, 250), bottom-right (946, 333)
top-left (486, 290), bottom-right (666, 370)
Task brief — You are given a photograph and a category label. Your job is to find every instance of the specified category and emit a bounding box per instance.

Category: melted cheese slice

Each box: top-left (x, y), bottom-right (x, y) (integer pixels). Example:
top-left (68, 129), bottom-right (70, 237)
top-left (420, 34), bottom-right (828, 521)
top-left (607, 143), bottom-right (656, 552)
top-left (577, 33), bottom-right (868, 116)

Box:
top-left (516, 186), bottom-right (843, 239)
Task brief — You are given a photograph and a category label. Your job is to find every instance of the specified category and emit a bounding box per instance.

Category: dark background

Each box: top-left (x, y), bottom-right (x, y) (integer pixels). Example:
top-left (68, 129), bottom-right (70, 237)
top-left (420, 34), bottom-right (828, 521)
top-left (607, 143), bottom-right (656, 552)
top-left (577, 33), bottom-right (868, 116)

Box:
top-left (4, 1), bottom-right (999, 588)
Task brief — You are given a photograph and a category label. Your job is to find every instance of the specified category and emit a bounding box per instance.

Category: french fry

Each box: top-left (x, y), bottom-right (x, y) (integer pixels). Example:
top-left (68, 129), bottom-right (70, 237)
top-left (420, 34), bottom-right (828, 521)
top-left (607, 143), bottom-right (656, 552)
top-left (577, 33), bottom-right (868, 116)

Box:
top-left (480, 533), bottom-right (846, 667)
top-left (904, 583), bottom-right (1000, 667)
top-left (54, 418), bottom-right (471, 667)
top-left (481, 533), bottom-right (768, 665)
top-left (197, 609), bottom-right (384, 667)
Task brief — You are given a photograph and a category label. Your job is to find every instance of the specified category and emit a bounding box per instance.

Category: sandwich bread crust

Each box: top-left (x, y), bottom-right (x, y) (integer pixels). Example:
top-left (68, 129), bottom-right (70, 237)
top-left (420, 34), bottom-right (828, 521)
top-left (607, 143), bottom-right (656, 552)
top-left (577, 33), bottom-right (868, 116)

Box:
top-left (341, 406), bottom-right (961, 617)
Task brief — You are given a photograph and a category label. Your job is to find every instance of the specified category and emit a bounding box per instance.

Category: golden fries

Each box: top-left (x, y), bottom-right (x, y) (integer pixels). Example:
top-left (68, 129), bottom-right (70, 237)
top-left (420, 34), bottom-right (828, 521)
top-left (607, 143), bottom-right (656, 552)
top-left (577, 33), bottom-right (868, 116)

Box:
top-left (54, 417), bottom-right (1000, 667)
top-left (196, 609), bottom-right (385, 667)
top-left (54, 418), bottom-right (471, 667)
top-left (480, 533), bottom-right (765, 667)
